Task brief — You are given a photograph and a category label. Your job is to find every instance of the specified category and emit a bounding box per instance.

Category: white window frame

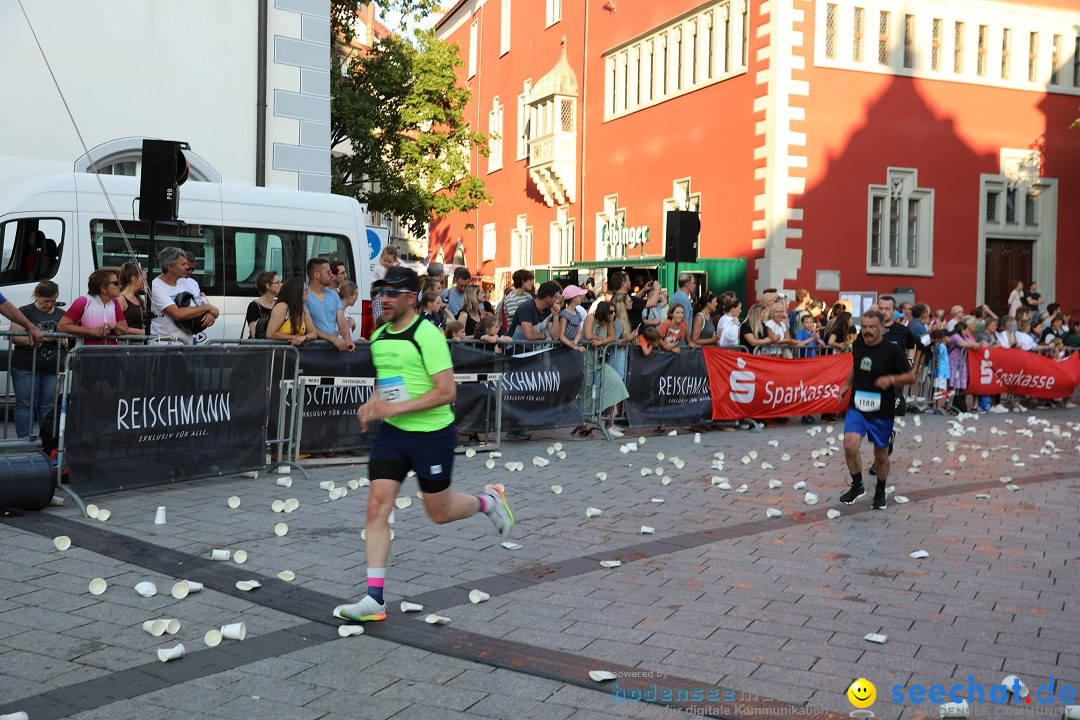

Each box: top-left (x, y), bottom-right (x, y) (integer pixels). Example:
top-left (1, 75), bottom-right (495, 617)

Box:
top-left (510, 214), bottom-right (533, 268)
top-left (549, 205), bottom-right (574, 266)
top-left (516, 79), bottom-right (531, 160)
top-left (866, 168), bottom-right (934, 277)
top-left (468, 20), bottom-right (479, 78)
top-left (603, 0), bottom-right (747, 121)
top-left (482, 222), bottom-right (497, 262)
top-left (501, 0), bottom-right (511, 56)
top-left (488, 97), bottom-right (503, 173)
top-left (546, 0), bottom-right (561, 28)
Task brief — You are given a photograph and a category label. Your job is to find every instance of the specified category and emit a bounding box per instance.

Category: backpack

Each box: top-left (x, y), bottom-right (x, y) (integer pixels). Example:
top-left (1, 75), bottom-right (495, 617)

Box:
top-left (788, 308), bottom-right (808, 338)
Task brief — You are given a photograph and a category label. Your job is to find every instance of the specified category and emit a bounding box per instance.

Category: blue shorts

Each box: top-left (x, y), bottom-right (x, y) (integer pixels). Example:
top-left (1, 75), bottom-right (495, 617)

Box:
top-left (844, 408), bottom-right (894, 449)
top-left (368, 422), bottom-right (456, 493)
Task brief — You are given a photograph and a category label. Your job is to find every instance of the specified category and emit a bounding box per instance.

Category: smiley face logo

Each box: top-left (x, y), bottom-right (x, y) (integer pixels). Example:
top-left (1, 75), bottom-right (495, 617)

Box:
top-left (847, 678), bottom-right (877, 709)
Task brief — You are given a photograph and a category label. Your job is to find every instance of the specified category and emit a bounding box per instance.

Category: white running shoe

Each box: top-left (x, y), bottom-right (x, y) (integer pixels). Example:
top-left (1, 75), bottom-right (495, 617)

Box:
top-left (333, 594), bottom-right (387, 622)
top-left (482, 484), bottom-right (515, 537)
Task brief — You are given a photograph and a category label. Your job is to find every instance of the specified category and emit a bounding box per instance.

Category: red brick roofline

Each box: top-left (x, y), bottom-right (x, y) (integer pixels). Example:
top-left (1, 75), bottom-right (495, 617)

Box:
top-left (432, 0), bottom-right (470, 32)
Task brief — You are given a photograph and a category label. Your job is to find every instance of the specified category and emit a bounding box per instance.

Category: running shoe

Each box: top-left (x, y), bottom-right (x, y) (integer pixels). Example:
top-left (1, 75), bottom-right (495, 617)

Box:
top-left (872, 485), bottom-right (888, 510)
top-left (839, 482), bottom-right (866, 505)
top-left (333, 594), bottom-right (387, 622)
top-left (482, 484), bottom-right (515, 537)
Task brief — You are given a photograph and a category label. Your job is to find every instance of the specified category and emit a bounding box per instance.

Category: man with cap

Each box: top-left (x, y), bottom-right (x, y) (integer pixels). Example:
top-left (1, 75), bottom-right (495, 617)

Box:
top-left (334, 265), bottom-right (514, 623)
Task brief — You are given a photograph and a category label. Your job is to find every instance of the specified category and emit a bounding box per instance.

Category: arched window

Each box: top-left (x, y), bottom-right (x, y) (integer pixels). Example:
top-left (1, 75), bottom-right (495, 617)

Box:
top-left (73, 138), bottom-right (222, 183)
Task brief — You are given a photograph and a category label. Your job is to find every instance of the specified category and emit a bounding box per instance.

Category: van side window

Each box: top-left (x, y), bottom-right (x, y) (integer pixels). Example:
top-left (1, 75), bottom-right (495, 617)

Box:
top-left (226, 228), bottom-right (351, 294)
top-left (0, 218), bottom-right (64, 286)
top-left (91, 220), bottom-right (221, 295)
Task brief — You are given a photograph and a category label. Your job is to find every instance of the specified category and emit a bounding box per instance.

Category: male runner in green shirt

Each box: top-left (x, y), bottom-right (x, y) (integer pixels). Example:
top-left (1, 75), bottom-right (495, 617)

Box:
top-left (334, 266), bottom-right (514, 623)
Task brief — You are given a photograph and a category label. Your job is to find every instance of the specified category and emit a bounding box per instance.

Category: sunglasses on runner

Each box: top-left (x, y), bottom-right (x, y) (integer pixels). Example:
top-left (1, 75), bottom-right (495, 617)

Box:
top-left (377, 288), bottom-right (414, 297)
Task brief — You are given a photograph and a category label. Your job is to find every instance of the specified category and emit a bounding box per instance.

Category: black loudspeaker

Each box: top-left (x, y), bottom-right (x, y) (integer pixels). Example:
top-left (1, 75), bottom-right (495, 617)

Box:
top-left (138, 140), bottom-right (190, 222)
top-left (665, 210), bottom-right (700, 263)
top-left (0, 452), bottom-right (56, 511)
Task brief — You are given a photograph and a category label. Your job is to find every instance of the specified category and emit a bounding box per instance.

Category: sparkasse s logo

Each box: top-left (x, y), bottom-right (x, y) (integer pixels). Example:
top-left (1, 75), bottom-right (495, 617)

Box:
top-left (730, 357), bottom-right (756, 403)
top-left (980, 349), bottom-right (994, 385)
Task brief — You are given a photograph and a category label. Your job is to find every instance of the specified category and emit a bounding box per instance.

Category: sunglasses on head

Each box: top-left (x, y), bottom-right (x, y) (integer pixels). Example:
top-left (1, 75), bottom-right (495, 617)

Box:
top-left (377, 287), bottom-right (414, 297)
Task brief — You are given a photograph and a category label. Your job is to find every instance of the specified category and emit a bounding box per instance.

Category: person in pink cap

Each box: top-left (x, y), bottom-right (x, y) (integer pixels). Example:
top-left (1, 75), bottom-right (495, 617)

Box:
top-left (551, 284), bottom-right (589, 351)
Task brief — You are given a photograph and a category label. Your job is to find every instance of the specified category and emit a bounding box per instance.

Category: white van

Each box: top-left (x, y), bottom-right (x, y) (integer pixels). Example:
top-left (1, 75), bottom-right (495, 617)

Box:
top-left (0, 173), bottom-right (371, 341)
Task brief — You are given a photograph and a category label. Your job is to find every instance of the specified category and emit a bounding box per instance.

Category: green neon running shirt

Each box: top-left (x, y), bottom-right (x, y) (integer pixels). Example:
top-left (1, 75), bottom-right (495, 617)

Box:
top-left (369, 315), bottom-right (455, 432)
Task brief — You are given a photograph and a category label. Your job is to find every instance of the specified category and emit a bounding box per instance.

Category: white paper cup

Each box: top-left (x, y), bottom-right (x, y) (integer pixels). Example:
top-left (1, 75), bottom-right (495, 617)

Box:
top-left (1064, 705), bottom-right (1080, 720)
top-left (425, 614), bottom-right (450, 624)
top-left (170, 581), bottom-right (190, 599)
top-left (319, 480), bottom-right (335, 491)
top-left (640, 526), bottom-right (655, 534)
top-left (395, 496), bottom-right (412, 509)
top-left (233, 550), bottom-right (248, 564)
top-left (277, 571), bottom-right (296, 582)
top-left (468, 589), bottom-right (490, 604)
top-left (227, 496), bottom-right (241, 509)
top-left (827, 509), bottom-right (841, 519)
top-left (276, 465), bottom-right (291, 475)
top-left (184, 580), bottom-right (203, 593)
top-left (86, 503), bottom-right (100, 519)
top-left (276, 477), bottom-right (292, 488)
top-left (88, 578), bottom-right (107, 595)
top-left (1001, 675), bottom-right (1028, 698)
top-left (347, 479), bottom-right (359, 490)
top-left (284, 498), bottom-right (299, 513)
top-left (142, 619), bottom-right (167, 636)
top-left (135, 582), bottom-right (158, 597)
top-left (161, 618), bottom-right (180, 634)
top-left (272, 500), bottom-right (285, 512)
top-left (338, 625), bottom-right (365, 637)
top-left (97, 509), bottom-right (112, 521)
top-left (154, 506), bottom-right (166, 525)
top-left (203, 629), bottom-right (223, 647)
top-left (238, 470), bottom-right (259, 479)
top-left (274, 523), bottom-right (288, 537)
top-left (585, 507), bottom-right (602, 517)
top-left (50, 495), bottom-right (64, 506)
top-left (221, 622), bottom-right (246, 641)
top-left (766, 508), bottom-right (782, 518)
top-left (53, 535), bottom-right (71, 551)
top-left (157, 643), bottom-right (185, 662)
top-left (400, 601), bottom-right (423, 612)
top-left (804, 492), bottom-right (819, 506)
top-left (236, 581), bottom-right (256, 592)
top-left (0, 711), bottom-right (30, 720)
top-left (211, 549), bottom-right (231, 561)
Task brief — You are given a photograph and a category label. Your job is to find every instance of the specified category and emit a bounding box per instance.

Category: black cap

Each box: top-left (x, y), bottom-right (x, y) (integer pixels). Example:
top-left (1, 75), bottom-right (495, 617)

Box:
top-left (373, 265), bottom-right (420, 292)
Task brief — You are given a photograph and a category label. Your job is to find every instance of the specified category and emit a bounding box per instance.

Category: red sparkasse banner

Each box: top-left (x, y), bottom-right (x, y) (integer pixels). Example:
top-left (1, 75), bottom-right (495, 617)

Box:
top-left (703, 349), bottom-right (853, 420)
top-left (966, 348), bottom-right (1080, 398)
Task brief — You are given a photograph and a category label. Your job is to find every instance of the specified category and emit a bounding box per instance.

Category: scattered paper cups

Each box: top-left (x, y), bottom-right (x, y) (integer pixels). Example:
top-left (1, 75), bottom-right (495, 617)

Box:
top-left (235, 581), bottom-right (258, 592)
top-left (804, 492), bottom-right (819, 506)
top-left (233, 550), bottom-right (248, 564)
top-left (86, 504), bottom-right (100, 519)
top-left (204, 629), bottom-right (223, 647)
top-left (276, 476), bottom-right (292, 488)
top-left (1001, 675), bottom-right (1028, 699)
top-left (135, 582), bottom-right (158, 598)
top-left (793, 481), bottom-right (806, 490)
top-left (284, 498), bottom-right (299, 512)
top-left (154, 506), bottom-right (166, 525)
top-left (97, 509), bottom-right (112, 521)
top-left (595, 472), bottom-right (607, 481)
top-left (347, 479), bottom-right (359, 490)
top-left (319, 480), bottom-right (335, 491)
top-left (400, 601), bottom-right (424, 613)
top-left (272, 500), bottom-right (285, 513)
top-left (142, 619), bottom-right (167, 636)
top-left (465, 448), bottom-right (476, 458)
top-left (469, 589), bottom-right (490, 604)
top-left (157, 643), bottom-right (185, 662)
top-left (53, 535), bottom-right (71, 551)
top-left (171, 581), bottom-right (191, 599)
top-left (395, 496), bottom-right (412, 509)
top-left (826, 509), bottom-right (841, 519)
top-left (221, 622), bottom-right (246, 641)
top-left (425, 614), bottom-right (451, 624)
top-left (277, 571), bottom-right (296, 582)
top-left (276, 465), bottom-right (291, 475)
top-left (768, 479), bottom-right (782, 489)
top-left (585, 507), bottom-right (602, 517)
top-left (338, 625), bottom-right (364, 637)
top-left (89, 578), bottom-right (107, 595)
top-left (227, 496), bottom-right (241, 509)
top-left (211, 549), bottom-right (230, 561)
top-left (274, 523), bottom-right (288, 537)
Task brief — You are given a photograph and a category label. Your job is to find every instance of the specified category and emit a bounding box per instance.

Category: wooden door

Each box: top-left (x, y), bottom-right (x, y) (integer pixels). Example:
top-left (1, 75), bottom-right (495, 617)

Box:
top-left (985, 238), bottom-right (1033, 317)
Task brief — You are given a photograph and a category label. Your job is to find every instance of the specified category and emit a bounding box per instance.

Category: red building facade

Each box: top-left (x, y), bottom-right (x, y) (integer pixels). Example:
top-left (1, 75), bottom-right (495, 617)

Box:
top-left (431, 0), bottom-right (1080, 313)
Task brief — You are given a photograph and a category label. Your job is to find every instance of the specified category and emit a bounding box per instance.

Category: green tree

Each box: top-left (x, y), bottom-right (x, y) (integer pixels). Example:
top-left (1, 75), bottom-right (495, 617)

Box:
top-left (331, 3), bottom-right (490, 237)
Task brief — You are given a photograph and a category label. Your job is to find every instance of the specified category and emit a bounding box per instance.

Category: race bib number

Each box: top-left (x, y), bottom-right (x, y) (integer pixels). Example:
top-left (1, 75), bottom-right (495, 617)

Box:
top-left (380, 376), bottom-right (409, 403)
top-left (854, 390), bottom-right (882, 412)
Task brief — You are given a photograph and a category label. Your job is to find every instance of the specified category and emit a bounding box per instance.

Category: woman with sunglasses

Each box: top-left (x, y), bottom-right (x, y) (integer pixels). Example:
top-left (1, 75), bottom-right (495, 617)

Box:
top-left (266, 278), bottom-right (317, 346)
top-left (246, 270), bottom-right (281, 338)
top-left (117, 262), bottom-right (147, 335)
top-left (58, 268), bottom-right (131, 345)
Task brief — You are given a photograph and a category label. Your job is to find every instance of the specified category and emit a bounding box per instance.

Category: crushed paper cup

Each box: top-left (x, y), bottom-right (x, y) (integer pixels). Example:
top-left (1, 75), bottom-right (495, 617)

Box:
top-left (89, 578), bottom-right (107, 595)
top-left (619, 445), bottom-right (630, 454)
top-left (272, 500), bottom-right (286, 512)
top-left (157, 643), bottom-right (185, 662)
top-left (533, 456), bottom-right (550, 467)
top-left (599, 560), bottom-right (622, 568)
top-left (319, 481), bottom-right (335, 491)
top-left (1006, 484), bottom-right (1020, 491)
top-left (910, 550), bottom-right (929, 559)
top-left (667, 430), bottom-right (677, 436)
top-left (53, 535), bottom-right (71, 551)
top-left (86, 504), bottom-right (100, 519)
top-left (894, 496), bottom-right (910, 504)
top-left (97, 509), bottom-right (112, 522)
top-left (395, 496), bottom-right (412, 509)
top-left (1, 712), bottom-right (30, 720)
top-left (804, 492), bottom-right (819, 506)
top-left (556, 451), bottom-right (567, 460)
top-left (1002, 676), bottom-right (1028, 699)
top-left (274, 523), bottom-right (288, 537)
top-left (640, 468), bottom-right (653, 477)
top-left (864, 633), bottom-right (888, 644)
top-left (1063, 705), bottom-right (1080, 720)
top-left (235, 581), bottom-right (257, 592)
top-left (975, 493), bottom-right (991, 499)
top-left (227, 496), bottom-right (241, 509)
top-left (468, 589), bottom-right (490, 604)
top-left (400, 601), bottom-right (424, 612)
top-left (425, 614), bottom-right (451, 625)
top-left (233, 550), bottom-right (248, 564)
top-left (357, 478), bottom-right (370, 487)
top-left (761, 462), bottom-right (774, 470)
top-left (211, 549), bottom-right (230, 561)
top-left (276, 476), bottom-right (293, 488)
top-left (768, 439), bottom-right (779, 448)
top-left (826, 509), bottom-right (841, 519)
top-left (135, 582), bottom-right (158, 598)
top-left (589, 670), bottom-right (617, 682)
top-left (277, 571), bottom-right (296, 582)
top-left (793, 481), bottom-right (806, 490)
top-left (328, 488), bottom-right (344, 500)
top-left (50, 495), bottom-right (64, 506)
top-left (813, 462), bottom-right (827, 468)
top-left (781, 453), bottom-right (792, 462)
top-left (585, 507), bottom-right (602, 518)
top-left (768, 479), bottom-right (782, 489)
top-left (651, 498), bottom-right (665, 503)
top-left (694, 433), bottom-right (701, 443)
top-left (640, 526), bottom-right (654, 534)
top-left (501, 541), bottom-right (521, 550)
top-left (550, 485), bottom-right (563, 494)
top-left (766, 508), bottom-right (782, 518)
top-left (717, 482), bottom-right (732, 490)
top-left (939, 700), bottom-right (969, 719)
top-left (735, 485), bottom-right (748, 493)
top-left (338, 625), bottom-right (364, 637)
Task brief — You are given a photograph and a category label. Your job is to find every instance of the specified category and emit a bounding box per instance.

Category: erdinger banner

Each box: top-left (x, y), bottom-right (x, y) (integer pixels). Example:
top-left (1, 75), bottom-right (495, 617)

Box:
top-left (966, 348), bottom-right (1080, 398)
top-left (295, 346), bottom-right (377, 453)
top-left (625, 348), bottom-right (713, 426)
top-left (65, 346), bottom-right (272, 496)
top-left (452, 344), bottom-right (585, 431)
top-left (703, 349), bottom-right (852, 420)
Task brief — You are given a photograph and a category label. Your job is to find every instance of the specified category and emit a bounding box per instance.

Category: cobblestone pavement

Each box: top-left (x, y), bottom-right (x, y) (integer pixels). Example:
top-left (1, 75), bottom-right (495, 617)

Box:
top-left (1, 408), bottom-right (1078, 720)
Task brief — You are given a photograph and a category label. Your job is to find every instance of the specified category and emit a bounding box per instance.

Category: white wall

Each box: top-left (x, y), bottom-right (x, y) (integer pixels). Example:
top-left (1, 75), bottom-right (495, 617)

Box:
top-left (0, 0), bottom-right (332, 190)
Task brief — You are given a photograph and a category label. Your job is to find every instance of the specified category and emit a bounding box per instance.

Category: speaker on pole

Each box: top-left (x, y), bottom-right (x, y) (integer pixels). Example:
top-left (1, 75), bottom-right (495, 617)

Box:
top-left (138, 140), bottom-right (190, 222)
top-left (665, 210), bottom-right (700, 263)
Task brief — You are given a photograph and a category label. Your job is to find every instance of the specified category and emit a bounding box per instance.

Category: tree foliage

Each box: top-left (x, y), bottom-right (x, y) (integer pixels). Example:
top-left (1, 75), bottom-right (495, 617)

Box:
top-left (330, 2), bottom-right (490, 237)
